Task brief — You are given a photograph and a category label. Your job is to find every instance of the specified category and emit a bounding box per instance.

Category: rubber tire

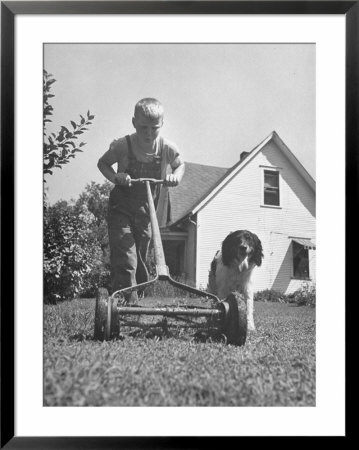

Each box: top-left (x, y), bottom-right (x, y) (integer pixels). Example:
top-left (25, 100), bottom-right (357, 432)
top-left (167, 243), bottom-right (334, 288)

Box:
top-left (94, 287), bottom-right (109, 341)
top-left (94, 288), bottom-right (121, 341)
top-left (221, 292), bottom-right (247, 346)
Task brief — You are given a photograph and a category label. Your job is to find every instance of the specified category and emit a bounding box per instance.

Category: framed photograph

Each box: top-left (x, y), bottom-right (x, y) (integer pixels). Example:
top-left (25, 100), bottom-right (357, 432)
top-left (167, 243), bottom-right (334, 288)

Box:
top-left (1, 1), bottom-right (355, 447)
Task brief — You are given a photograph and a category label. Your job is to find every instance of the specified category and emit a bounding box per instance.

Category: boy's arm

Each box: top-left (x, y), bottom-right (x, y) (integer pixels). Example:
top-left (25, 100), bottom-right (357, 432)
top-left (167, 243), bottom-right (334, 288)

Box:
top-left (165, 156), bottom-right (185, 187)
top-left (97, 146), bottom-right (131, 186)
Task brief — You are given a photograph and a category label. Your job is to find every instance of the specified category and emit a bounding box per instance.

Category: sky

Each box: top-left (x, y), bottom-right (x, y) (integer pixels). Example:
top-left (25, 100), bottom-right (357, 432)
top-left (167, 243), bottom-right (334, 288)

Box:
top-left (44, 43), bottom-right (315, 204)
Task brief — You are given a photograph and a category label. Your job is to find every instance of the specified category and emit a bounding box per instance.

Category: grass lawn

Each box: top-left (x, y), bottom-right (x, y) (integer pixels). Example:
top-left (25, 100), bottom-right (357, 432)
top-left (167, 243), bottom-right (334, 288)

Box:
top-left (44, 298), bottom-right (315, 406)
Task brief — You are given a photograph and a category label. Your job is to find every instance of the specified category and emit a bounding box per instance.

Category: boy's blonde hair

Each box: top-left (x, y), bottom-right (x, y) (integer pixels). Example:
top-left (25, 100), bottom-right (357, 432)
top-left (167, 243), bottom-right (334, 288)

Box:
top-left (134, 98), bottom-right (164, 120)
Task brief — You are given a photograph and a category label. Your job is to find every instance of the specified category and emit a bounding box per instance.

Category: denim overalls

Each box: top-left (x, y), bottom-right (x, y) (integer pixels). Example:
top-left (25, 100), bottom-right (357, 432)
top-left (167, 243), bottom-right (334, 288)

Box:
top-left (107, 135), bottom-right (163, 300)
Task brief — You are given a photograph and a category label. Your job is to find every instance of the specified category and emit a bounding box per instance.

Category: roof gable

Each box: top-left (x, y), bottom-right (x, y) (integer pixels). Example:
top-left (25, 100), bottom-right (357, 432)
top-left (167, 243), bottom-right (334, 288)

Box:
top-left (167, 162), bottom-right (228, 225)
top-left (167, 131), bottom-right (315, 226)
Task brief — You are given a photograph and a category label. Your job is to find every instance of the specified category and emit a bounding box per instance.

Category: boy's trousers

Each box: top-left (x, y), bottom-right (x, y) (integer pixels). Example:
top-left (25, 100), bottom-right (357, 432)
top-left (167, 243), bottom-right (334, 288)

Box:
top-left (106, 135), bottom-right (162, 302)
top-left (107, 205), bottom-right (152, 302)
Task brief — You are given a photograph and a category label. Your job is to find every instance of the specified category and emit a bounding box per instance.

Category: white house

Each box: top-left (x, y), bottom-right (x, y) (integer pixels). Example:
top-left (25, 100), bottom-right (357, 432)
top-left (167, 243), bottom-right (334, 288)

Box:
top-left (157, 131), bottom-right (316, 295)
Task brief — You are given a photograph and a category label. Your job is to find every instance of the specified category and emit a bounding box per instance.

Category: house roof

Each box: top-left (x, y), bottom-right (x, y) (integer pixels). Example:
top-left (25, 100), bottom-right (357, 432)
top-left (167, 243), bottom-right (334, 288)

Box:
top-left (167, 131), bottom-right (315, 227)
top-left (167, 162), bottom-right (228, 225)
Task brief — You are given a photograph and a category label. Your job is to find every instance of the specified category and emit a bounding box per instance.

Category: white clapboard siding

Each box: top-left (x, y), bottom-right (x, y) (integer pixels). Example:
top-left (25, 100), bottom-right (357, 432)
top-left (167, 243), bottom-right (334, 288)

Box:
top-left (196, 140), bottom-right (316, 294)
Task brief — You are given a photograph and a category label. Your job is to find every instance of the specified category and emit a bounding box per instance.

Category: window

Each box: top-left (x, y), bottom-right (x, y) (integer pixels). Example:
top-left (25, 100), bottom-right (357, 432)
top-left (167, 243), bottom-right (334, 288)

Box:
top-left (292, 241), bottom-right (310, 279)
top-left (264, 170), bottom-right (280, 206)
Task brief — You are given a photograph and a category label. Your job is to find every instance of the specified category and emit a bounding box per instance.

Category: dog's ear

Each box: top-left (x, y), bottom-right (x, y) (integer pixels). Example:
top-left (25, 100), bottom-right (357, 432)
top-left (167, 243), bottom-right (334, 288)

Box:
top-left (207, 256), bottom-right (218, 294)
top-left (221, 232), bottom-right (238, 266)
top-left (251, 233), bottom-right (264, 266)
top-left (210, 255), bottom-right (217, 274)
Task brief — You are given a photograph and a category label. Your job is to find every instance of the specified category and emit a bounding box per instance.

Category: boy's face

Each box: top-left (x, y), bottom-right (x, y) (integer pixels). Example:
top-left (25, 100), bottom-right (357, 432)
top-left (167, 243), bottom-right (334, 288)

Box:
top-left (132, 111), bottom-right (163, 146)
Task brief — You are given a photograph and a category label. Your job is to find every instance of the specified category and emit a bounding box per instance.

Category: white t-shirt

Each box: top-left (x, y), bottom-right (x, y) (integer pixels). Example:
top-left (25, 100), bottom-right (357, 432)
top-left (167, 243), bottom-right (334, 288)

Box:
top-left (99, 133), bottom-right (183, 224)
top-left (100, 133), bottom-right (182, 178)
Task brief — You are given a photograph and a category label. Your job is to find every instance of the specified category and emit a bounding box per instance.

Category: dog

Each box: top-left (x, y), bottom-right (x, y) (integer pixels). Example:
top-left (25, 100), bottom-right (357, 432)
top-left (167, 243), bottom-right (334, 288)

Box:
top-left (208, 230), bottom-right (263, 331)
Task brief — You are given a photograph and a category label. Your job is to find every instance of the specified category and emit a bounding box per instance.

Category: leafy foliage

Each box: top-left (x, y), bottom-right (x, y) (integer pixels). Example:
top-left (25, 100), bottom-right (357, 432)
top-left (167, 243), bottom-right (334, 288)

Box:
top-left (255, 285), bottom-right (316, 307)
top-left (291, 283), bottom-right (316, 307)
top-left (43, 70), bottom-right (95, 181)
top-left (44, 181), bottom-right (114, 302)
top-left (76, 181), bottom-right (112, 248)
top-left (75, 181), bottom-right (113, 296)
top-left (43, 201), bottom-right (101, 303)
top-left (77, 181), bottom-right (112, 224)
top-left (254, 289), bottom-right (286, 303)
top-left (43, 70), bottom-right (100, 301)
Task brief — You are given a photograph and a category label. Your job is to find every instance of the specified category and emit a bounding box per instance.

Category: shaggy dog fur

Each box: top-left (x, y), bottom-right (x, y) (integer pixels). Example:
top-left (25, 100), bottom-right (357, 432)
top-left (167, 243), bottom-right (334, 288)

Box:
top-left (208, 230), bottom-right (263, 331)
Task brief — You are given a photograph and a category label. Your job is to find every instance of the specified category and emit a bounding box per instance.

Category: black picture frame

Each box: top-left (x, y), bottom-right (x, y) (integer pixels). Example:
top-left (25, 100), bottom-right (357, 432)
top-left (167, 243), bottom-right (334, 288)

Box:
top-left (1, 1), bottom-right (355, 448)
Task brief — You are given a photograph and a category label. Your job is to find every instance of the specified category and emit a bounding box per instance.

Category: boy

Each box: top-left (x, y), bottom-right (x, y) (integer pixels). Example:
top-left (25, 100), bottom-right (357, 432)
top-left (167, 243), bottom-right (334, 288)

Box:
top-left (98, 98), bottom-right (185, 303)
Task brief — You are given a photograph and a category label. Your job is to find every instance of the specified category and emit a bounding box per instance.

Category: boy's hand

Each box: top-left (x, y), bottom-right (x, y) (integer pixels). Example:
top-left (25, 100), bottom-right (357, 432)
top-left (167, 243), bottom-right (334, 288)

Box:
top-left (164, 174), bottom-right (179, 187)
top-left (114, 173), bottom-right (131, 186)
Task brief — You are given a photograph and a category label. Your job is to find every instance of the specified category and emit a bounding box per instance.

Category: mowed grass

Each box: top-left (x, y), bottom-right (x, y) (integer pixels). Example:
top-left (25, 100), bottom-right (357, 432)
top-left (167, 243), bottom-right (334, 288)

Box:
top-left (44, 298), bottom-right (315, 407)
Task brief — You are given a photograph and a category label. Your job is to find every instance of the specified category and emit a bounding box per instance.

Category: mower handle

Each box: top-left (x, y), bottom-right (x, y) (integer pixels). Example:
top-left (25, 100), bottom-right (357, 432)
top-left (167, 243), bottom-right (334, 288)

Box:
top-left (130, 178), bottom-right (164, 185)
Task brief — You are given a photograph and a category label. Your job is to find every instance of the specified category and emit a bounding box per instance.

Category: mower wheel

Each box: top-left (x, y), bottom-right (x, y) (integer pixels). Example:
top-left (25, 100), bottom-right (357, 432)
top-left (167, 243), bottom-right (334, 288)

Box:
top-left (94, 288), bottom-right (120, 341)
top-left (94, 287), bottom-right (108, 341)
top-left (221, 292), bottom-right (247, 346)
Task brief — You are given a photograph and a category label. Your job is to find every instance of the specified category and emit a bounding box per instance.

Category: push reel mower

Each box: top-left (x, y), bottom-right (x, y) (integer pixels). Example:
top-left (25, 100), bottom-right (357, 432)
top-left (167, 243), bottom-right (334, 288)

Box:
top-left (94, 178), bottom-right (247, 346)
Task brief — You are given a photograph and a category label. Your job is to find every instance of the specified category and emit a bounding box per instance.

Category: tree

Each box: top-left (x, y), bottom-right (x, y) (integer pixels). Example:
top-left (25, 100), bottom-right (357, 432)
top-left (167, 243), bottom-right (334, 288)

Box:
top-left (43, 70), bottom-right (98, 302)
top-left (44, 201), bottom-right (101, 303)
top-left (74, 181), bottom-right (113, 296)
top-left (76, 181), bottom-right (112, 226)
top-left (76, 181), bottom-right (112, 247)
top-left (43, 70), bottom-right (95, 181)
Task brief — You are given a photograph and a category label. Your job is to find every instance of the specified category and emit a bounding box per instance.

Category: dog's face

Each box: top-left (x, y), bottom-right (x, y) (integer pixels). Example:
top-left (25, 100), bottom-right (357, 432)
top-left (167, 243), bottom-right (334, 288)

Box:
top-left (221, 230), bottom-right (263, 268)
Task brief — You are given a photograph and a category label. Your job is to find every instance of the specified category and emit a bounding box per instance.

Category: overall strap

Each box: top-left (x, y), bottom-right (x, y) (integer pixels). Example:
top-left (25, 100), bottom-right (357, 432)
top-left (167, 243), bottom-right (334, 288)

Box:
top-left (126, 134), bottom-right (163, 157)
top-left (158, 136), bottom-right (164, 157)
top-left (125, 135), bottom-right (135, 159)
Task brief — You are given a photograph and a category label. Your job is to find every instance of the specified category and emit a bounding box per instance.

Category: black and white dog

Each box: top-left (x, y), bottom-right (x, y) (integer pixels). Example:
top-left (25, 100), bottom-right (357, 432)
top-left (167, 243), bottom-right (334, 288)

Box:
top-left (208, 230), bottom-right (263, 331)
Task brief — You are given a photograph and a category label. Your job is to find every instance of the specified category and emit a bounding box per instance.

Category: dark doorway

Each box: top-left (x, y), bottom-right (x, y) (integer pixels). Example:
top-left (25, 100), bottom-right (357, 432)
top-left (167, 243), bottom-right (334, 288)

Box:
top-left (163, 240), bottom-right (185, 277)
